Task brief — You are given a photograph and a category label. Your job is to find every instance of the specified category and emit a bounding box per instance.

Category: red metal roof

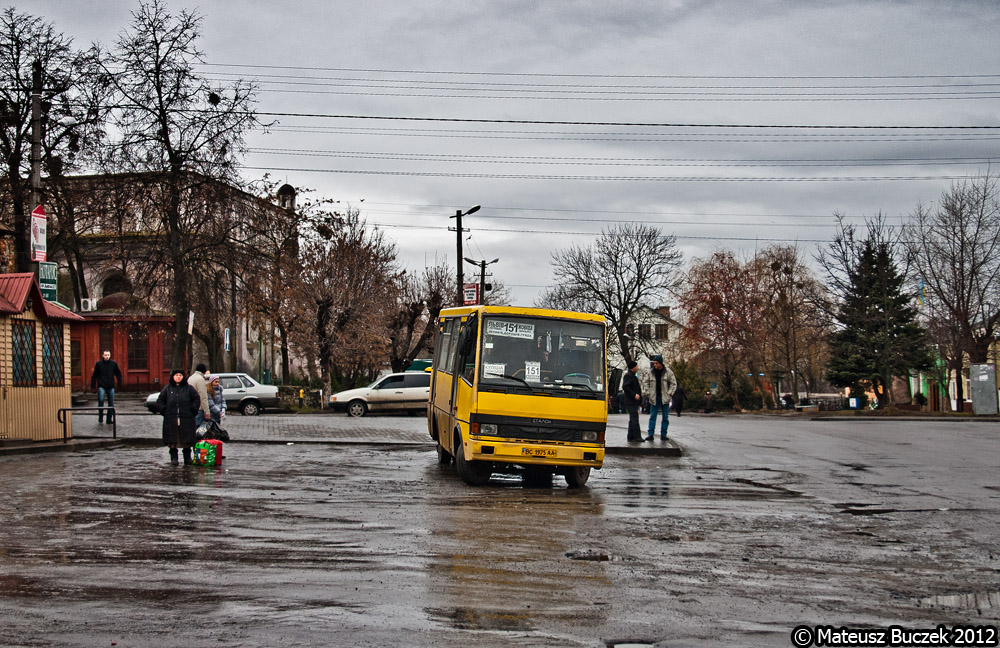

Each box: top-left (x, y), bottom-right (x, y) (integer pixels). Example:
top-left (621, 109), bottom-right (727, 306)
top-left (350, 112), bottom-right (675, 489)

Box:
top-left (0, 273), bottom-right (84, 321)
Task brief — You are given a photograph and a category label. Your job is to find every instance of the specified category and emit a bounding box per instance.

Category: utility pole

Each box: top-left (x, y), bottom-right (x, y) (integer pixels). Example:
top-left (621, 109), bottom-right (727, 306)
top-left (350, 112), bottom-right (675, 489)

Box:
top-left (464, 257), bottom-right (499, 305)
top-left (30, 61), bottom-right (42, 215)
top-left (449, 205), bottom-right (480, 305)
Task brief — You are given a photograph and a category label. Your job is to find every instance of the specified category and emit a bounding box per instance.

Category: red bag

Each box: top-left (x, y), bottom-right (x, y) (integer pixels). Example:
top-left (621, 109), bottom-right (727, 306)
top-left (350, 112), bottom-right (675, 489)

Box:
top-left (192, 439), bottom-right (223, 466)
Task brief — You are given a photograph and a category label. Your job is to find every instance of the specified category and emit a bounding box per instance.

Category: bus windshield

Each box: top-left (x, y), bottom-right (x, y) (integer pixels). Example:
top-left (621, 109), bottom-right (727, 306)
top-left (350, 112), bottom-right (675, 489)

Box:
top-left (478, 315), bottom-right (604, 393)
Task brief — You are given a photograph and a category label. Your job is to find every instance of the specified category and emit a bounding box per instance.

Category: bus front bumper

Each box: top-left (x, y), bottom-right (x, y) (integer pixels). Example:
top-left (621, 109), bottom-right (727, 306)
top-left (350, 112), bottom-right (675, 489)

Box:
top-left (467, 439), bottom-right (604, 468)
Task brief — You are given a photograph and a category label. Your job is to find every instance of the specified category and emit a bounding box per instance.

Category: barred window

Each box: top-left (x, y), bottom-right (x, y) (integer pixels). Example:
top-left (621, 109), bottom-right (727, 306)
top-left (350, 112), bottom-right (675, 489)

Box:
top-left (638, 324), bottom-right (652, 339)
top-left (42, 323), bottom-right (65, 386)
top-left (654, 324), bottom-right (669, 341)
top-left (128, 324), bottom-right (148, 370)
top-left (12, 320), bottom-right (36, 387)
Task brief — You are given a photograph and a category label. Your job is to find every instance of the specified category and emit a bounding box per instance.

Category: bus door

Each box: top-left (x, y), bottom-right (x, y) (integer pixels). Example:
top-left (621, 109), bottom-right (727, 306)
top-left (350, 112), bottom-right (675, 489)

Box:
top-left (448, 313), bottom-right (478, 448)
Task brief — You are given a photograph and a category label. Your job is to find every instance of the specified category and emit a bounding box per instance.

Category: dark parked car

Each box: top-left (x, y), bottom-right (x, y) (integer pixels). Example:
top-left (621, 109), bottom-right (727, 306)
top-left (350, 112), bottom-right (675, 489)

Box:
top-left (146, 372), bottom-right (280, 416)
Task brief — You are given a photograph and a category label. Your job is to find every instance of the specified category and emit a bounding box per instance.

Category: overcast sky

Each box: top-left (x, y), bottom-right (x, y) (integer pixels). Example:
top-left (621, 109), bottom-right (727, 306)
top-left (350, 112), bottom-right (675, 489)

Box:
top-left (15, 0), bottom-right (1000, 306)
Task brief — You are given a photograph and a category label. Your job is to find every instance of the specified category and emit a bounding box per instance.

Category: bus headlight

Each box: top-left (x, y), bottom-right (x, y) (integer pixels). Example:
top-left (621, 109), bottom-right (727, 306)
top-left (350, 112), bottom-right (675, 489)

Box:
top-left (480, 423), bottom-right (498, 435)
top-left (581, 430), bottom-right (598, 442)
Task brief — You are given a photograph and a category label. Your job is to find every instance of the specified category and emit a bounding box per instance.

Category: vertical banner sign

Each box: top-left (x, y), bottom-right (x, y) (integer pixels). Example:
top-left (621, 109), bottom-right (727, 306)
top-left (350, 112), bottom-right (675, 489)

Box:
top-left (38, 261), bottom-right (58, 301)
top-left (30, 205), bottom-right (46, 262)
top-left (187, 310), bottom-right (195, 335)
top-left (224, 328), bottom-right (231, 351)
top-left (463, 283), bottom-right (479, 305)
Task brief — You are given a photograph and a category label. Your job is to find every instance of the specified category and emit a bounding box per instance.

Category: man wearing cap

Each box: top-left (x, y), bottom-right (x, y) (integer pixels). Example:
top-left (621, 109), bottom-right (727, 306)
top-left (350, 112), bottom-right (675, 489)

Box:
top-left (621, 360), bottom-right (643, 442)
top-left (643, 354), bottom-right (677, 440)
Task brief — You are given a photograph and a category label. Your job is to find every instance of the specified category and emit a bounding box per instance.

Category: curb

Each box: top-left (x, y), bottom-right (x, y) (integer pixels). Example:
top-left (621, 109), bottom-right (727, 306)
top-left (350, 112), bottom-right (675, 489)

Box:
top-left (0, 438), bottom-right (124, 457)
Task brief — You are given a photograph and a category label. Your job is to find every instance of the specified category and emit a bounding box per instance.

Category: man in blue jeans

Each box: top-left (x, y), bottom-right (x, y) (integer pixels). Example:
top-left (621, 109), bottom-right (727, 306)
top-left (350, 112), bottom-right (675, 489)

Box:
top-left (90, 350), bottom-right (123, 424)
top-left (643, 354), bottom-right (677, 441)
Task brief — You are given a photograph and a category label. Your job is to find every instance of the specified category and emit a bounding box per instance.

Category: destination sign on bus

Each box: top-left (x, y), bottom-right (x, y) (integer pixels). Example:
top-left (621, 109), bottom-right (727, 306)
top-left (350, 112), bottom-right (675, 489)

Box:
top-left (486, 320), bottom-right (534, 339)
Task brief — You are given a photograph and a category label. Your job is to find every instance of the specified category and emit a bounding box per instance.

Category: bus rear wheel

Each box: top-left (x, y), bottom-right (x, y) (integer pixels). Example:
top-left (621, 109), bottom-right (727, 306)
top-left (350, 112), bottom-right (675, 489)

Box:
top-left (455, 432), bottom-right (492, 486)
top-left (436, 441), bottom-right (452, 465)
top-left (564, 466), bottom-right (591, 488)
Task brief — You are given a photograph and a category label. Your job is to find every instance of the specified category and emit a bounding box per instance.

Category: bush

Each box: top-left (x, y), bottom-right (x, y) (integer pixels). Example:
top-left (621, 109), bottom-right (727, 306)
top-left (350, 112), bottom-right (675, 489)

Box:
top-left (913, 392), bottom-right (927, 406)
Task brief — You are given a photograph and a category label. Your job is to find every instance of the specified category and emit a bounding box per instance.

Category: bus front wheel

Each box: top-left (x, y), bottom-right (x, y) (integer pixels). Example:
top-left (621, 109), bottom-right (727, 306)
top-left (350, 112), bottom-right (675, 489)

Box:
top-left (564, 466), bottom-right (591, 489)
top-left (455, 432), bottom-right (492, 486)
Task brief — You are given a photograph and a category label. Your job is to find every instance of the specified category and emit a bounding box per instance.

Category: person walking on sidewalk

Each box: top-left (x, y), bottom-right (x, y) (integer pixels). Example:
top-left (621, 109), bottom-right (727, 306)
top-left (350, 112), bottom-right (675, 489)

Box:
top-left (188, 363), bottom-right (212, 427)
top-left (90, 350), bottom-right (122, 425)
top-left (622, 360), bottom-right (644, 442)
top-left (643, 355), bottom-right (677, 441)
top-left (155, 369), bottom-right (200, 465)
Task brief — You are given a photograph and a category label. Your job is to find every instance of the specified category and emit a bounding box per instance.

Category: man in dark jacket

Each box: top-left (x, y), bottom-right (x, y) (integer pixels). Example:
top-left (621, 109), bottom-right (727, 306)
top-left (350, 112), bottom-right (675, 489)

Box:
top-left (90, 350), bottom-right (123, 424)
top-left (622, 360), bottom-right (643, 442)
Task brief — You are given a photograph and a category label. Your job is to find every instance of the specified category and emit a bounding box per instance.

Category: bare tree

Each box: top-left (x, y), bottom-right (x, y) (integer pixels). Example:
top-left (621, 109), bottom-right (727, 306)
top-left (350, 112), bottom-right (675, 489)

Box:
top-left (677, 251), bottom-right (767, 409)
top-left (546, 223), bottom-right (682, 365)
top-left (387, 262), bottom-right (452, 373)
top-left (96, 0), bottom-right (260, 368)
top-left (0, 8), bottom-right (106, 272)
top-left (756, 245), bottom-right (831, 400)
top-left (298, 210), bottom-right (400, 396)
top-left (907, 173), bottom-right (1000, 407)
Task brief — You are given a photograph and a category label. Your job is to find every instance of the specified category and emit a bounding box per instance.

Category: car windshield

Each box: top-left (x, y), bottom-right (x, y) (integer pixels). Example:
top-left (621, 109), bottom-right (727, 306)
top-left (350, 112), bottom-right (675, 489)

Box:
top-left (478, 315), bottom-right (604, 392)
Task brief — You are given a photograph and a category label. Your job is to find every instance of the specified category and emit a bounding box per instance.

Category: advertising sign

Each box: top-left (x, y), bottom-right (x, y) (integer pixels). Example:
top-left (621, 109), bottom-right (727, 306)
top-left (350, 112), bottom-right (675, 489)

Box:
top-left (30, 205), bottom-right (46, 262)
top-left (38, 261), bottom-right (58, 301)
top-left (463, 283), bottom-right (479, 305)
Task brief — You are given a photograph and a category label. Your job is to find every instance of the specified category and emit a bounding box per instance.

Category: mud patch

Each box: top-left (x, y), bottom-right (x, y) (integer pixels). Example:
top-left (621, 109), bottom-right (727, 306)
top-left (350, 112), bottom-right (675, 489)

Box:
top-left (426, 606), bottom-right (534, 631)
top-left (919, 591), bottom-right (1000, 611)
top-left (565, 550), bottom-right (611, 561)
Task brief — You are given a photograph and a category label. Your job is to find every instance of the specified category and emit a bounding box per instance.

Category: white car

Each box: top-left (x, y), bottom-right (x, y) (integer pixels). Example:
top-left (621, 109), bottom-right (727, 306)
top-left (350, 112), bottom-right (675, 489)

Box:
top-left (330, 371), bottom-right (431, 417)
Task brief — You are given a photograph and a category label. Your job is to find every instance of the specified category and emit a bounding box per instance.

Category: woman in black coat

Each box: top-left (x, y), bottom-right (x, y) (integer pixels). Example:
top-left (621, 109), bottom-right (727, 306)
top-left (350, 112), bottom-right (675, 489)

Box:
top-left (156, 369), bottom-right (201, 465)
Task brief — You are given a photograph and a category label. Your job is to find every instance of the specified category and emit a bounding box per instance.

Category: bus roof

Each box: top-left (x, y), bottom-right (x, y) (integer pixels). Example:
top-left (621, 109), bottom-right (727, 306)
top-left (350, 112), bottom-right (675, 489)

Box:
top-left (438, 305), bottom-right (606, 324)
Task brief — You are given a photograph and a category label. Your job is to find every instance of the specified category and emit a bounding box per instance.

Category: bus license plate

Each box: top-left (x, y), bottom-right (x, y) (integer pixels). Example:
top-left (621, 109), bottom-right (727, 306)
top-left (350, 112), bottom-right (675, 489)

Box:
top-left (521, 447), bottom-right (557, 457)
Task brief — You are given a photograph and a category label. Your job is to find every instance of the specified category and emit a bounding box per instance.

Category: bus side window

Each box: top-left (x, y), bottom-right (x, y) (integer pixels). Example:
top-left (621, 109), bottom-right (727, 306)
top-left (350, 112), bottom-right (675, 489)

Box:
top-left (457, 315), bottom-right (478, 384)
top-left (441, 319), bottom-right (458, 374)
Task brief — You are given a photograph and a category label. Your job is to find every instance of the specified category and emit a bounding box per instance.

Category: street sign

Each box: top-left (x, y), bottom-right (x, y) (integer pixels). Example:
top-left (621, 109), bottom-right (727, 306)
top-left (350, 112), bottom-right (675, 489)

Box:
top-left (30, 205), bottom-right (46, 262)
top-left (38, 261), bottom-right (57, 301)
top-left (224, 328), bottom-right (231, 351)
top-left (463, 283), bottom-right (479, 305)
top-left (187, 310), bottom-right (195, 335)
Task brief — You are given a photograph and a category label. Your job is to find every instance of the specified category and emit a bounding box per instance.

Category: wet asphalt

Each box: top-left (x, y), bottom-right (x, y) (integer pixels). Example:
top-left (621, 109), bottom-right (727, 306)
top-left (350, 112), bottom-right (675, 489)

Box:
top-left (1, 410), bottom-right (998, 647)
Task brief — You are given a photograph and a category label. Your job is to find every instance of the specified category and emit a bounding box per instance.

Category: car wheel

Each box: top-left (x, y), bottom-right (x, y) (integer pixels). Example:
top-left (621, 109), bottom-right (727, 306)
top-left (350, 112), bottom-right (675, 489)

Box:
top-left (454, 430), bottom-right (491, 486)
top-left (346, 400), bottom-right (368, 417)
top-left (564, 466), bottom-right (591, 489)
top-left (241, 400), bottom-right (261, 416)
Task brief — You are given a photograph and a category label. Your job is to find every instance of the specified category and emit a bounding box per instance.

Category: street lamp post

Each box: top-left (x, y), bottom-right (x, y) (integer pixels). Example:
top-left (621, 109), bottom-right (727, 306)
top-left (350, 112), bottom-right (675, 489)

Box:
top-left (449, 205), bottom-right (480, 304)
top-left (464, 257), bottom-right (499, 305)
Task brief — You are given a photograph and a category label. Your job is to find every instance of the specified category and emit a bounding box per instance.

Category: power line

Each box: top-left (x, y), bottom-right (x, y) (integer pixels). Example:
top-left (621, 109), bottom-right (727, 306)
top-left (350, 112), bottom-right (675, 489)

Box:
top-left (255, 111), bottom-right (1000, 130)
top-left (245, 165), bottom-right (971, 182)
top-left (248, 147), bottom-right (997, 168)
top-left (201, 63), bottom-right (1000, 81)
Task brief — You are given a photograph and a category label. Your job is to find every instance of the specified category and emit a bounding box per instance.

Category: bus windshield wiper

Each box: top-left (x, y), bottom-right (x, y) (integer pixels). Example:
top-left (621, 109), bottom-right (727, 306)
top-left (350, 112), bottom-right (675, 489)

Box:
top-left (499, 374), bottom-right (533, 389)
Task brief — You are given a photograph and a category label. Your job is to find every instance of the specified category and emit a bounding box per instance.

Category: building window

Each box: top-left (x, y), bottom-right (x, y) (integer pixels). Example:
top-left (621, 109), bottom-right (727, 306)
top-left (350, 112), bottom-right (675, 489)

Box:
top-left (162, 329), bottom-right (175, 370)
top-left (12, 320), bottom-right (36, 387)
top-left (71, 339), bottom-right (82, 377)
top-left (128, 324), bottom-right (148, 370)
top-left (655, 324), bottom-right (669, 341)
top-left (625, 324), bottom-right (634, 338)
top-left (42, 323), bottom-right (65, 386)
top-left (638, 324), bottom-right (652, 339)
top-left (99, 326), bottom-right (113, 356)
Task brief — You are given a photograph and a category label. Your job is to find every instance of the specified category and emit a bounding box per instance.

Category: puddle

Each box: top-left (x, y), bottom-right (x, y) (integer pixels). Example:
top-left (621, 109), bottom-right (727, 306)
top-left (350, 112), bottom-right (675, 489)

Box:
top-left (565, 550), bottom-right (611, 561)
top-left (919, 591), bottom-right (1000, 611)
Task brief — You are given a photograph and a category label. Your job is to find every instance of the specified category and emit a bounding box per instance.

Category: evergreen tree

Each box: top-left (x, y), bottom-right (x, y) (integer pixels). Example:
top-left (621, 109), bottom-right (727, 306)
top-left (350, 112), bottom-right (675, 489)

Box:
top-left (826, 231), bottom-right (933, 408)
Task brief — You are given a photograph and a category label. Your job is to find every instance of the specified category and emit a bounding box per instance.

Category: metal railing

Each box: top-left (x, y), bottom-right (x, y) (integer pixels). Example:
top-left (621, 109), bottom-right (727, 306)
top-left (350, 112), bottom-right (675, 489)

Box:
top-left (56, 407), bottom-right (117, 443)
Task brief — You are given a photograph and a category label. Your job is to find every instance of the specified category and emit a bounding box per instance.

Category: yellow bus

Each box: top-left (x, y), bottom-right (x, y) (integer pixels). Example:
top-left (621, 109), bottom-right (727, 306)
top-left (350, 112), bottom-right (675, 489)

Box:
top-left (428, 305), bottom-right (607, 487)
